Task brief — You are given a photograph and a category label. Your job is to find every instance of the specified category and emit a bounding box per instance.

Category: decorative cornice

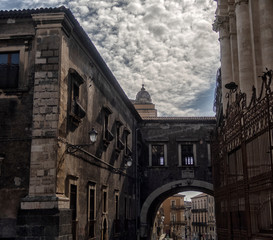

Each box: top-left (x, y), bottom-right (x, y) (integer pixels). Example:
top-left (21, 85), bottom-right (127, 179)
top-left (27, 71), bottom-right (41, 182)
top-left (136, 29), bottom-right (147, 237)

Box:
top-left (213, 16), bottom-right (229, 33)
top-left (32, 12), bottom-right (73, 36)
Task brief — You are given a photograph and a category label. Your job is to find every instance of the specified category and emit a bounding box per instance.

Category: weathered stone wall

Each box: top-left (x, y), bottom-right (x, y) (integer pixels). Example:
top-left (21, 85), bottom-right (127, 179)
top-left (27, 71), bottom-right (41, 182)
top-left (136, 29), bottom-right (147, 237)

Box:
top-left (0, 17), bottom-right (35, 238)
top-left (138, 118), bottom-right (215, 239)
top-left (55, 16), bottom-right (139, 239)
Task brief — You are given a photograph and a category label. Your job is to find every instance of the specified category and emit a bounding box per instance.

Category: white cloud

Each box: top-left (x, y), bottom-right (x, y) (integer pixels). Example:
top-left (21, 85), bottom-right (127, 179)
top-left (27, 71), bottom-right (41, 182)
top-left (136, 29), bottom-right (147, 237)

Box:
top-left (0, 0), bottom-right (220, 117)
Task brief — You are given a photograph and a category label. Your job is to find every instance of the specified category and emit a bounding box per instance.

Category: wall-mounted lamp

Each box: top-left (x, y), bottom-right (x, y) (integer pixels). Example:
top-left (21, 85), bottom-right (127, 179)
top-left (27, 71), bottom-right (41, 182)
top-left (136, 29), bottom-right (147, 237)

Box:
top-left (125, 156), bottom-right (133, 168)
top-left (113, 156), bottom-right (133, 174)
top-left (67, 128), bottom-right (98, 153)
top-left (89, 127), bottom-right (98, 143)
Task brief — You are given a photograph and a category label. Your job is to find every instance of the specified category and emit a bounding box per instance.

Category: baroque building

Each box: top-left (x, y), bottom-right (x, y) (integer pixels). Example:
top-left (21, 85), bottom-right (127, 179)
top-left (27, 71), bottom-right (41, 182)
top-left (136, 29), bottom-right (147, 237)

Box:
top-left (0, 5), bottom-right (217, 240)
top-left (191, 193), bottom-right (216, 240)
top-left (0, 7), bottom-right (141, 240)
top-left (160, 194), bottom-right (187, 240)
top-left (213, 0), bottom-right (273, 239)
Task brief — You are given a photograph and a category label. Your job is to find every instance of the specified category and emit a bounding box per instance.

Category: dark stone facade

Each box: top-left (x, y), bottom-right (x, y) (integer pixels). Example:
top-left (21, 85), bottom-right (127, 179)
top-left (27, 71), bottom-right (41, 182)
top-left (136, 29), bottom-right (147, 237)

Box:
top-left (17, 209), bottom-right (72, 240)
top-left (138, 118), bottom-right (215, 239)
top-left (0, 7), bottom-right (216, 240)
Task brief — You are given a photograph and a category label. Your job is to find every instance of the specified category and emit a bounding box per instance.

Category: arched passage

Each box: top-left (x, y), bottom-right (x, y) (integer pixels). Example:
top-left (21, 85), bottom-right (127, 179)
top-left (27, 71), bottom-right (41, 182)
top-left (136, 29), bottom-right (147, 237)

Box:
top-left (140, 179), bottom-right (214, 240)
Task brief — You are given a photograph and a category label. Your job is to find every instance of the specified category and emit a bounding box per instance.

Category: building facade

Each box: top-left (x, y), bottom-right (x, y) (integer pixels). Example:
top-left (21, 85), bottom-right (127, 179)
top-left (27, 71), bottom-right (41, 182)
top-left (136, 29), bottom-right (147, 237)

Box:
top-left (0, 5), bottom-right (217, 240)
top-left (191, 194), bottom-right (216, 240)
top-left (0, 7), bottom-right (141, 240)
top-left (160, 194), bottom-right (187, 240)
top-left (213, 0), bottom-right (273, 239)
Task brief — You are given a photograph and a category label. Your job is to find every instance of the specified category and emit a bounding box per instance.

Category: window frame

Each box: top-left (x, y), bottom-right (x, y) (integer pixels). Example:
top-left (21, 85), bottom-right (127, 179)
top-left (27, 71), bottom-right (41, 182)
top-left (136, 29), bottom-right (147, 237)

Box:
top-left (178, 143), bottom-right (197, 167)
top-left (114, 190), bottom-right (120, 234)
top-left (0, 45), bottom-right (27, 90)
top-left (149, 143), bottom-right (168, 167)
top-left (88, 182), bottom-right (96, 239)
top-left (102, 186), bottom-right (108, 214)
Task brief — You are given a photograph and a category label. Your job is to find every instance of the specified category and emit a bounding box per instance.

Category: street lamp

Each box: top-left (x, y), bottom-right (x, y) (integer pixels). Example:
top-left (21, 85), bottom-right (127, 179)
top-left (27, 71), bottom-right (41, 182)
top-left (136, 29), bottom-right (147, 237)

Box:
top-left (66, 128), bottom-right (98, 153)
top-left (125, 156), bottom-right (133, 167)
top-left (89, 127), bottom-right (98, 143)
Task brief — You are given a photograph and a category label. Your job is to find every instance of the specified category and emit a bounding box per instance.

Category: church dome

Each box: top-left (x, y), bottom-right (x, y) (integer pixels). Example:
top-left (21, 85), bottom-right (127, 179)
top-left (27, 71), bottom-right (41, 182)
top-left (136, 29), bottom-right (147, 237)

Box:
top-left (135, 84), bottom-right (152, 103)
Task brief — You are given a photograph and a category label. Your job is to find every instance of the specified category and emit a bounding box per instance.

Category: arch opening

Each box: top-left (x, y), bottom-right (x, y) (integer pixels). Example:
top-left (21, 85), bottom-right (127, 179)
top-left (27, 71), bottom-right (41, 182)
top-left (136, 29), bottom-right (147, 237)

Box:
top-left (140, 179), bottom-right (214, 240)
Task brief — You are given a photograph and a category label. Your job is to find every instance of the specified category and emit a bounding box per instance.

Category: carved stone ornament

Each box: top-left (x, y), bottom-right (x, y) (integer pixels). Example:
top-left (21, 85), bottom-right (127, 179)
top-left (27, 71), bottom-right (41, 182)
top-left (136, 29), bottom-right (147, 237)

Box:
top-left (213, 16), bottom-right (229, 33)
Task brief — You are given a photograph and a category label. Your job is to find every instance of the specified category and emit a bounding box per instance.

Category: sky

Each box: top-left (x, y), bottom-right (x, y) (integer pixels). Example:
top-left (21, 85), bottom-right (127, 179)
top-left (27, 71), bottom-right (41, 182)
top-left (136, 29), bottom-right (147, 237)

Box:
top-left (182, 191), bottom-right (202, 201)
top-left (0, 0), bottom-right (220, 116)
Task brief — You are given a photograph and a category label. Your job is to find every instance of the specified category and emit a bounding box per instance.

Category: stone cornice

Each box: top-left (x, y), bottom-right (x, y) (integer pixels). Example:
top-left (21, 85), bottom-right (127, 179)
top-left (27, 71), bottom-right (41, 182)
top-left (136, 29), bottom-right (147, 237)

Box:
top-left (32, 12), bottom-right (73, 37)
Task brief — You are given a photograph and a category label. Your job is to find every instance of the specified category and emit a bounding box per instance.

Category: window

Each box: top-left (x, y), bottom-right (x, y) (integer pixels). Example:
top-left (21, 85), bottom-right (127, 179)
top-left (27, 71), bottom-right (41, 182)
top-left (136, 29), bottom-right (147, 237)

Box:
top-left (102, 106), bottom-right (113, 148)
top-left (124, 129), bottom-right (132, 156)
top-left (114, 191), bottom-right (120, 234)
top-left (0, 52), bottom-right (19, 89)
top-left (88, 183), bottom-right (96, 238)
top-left (115, 121), bottom-right (124, 151)
top-left (70, 184), bottom-right (77, 240)
top-left (115, 192), bottom-right (119, 219)
top-left (150, 144), bottom-right (167, 166)
top-left (171, 213), bottom-right (176, 222)
top-left (181, 144), bottom-right (195, 166)
top-left (102, 186), bottom-right (108, 214)
top-left (171, 200), bottom-right (176, 207)
top-left (69, 68), bottom-right (85, 126)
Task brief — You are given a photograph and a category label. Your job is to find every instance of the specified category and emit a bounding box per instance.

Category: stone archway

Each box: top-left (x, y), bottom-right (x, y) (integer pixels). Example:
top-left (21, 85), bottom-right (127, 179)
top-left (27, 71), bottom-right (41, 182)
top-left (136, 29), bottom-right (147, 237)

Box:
top-left (140, 179), bottom-right (214, 240)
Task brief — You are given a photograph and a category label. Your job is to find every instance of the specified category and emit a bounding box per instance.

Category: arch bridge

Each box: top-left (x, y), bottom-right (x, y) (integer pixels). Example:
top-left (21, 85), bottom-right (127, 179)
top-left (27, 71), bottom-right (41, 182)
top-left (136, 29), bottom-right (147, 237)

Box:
top-left (137, 117), bottom-right (216, 240)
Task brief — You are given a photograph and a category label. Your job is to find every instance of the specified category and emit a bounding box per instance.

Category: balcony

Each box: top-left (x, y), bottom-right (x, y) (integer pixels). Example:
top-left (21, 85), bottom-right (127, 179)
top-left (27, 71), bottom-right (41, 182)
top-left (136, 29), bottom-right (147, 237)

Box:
top-left (171, 205), bottom-right (185, 210)
top-left (192, 222), bottom-right (208, 227)
top-left (191, 208), bottom-right (208, 213)
top-left (170, 220), bottom-right (186, 226)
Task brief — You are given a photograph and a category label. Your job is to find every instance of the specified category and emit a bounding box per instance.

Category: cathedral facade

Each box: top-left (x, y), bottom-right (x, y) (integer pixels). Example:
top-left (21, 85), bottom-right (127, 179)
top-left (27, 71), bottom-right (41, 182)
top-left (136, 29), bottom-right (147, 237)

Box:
top-left (213, 1), bottom-right (273, 239)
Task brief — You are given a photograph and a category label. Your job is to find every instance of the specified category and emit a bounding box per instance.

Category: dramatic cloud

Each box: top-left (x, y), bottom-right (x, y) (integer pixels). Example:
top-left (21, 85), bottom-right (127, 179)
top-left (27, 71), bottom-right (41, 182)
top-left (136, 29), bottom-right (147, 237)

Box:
top-left (0, 0), bottom-right (220, 116)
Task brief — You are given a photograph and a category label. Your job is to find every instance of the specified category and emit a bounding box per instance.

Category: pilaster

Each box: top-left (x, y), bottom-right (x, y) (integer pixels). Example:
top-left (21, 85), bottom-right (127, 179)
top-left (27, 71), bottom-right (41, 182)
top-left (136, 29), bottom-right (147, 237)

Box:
top-left (235, 0), bottom-right (255, 104)
top-left (259, 0), bottom-right (273, 71)
top-left (213, 14), bottom-right (232, 112)
top-left (16, 12), bottom-right (73, 239)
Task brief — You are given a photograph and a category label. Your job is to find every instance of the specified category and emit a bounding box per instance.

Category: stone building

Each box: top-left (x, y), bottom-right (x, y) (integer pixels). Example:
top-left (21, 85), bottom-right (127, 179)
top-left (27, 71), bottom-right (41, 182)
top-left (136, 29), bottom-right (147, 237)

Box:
top-left (213, 0), bottom-right (273, 239)
top-left (0, 5), bottom-right (217, 240)
top-left (191, 193), bottom-right (216, 240)
top-left (0, 7), bottom-right (141, 239)
top-left (138, 116), bottom-right (215, 239)
top-left (160, 194), bottom-right (187, 240)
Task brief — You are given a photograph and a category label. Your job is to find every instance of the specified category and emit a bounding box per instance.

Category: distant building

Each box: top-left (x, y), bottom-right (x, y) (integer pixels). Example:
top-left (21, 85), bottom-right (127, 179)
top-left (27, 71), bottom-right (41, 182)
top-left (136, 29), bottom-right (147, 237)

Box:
top-left (131, 84), bottom-right (157, 118)
top-left (160, 194), bottom-right (187, 240)
top-left (191, 194), bottom-right (216, 240)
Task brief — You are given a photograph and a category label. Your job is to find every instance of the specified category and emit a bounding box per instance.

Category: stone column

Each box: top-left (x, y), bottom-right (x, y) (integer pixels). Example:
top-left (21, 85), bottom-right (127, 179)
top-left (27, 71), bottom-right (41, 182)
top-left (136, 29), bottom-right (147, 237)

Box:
top-left (228, 4), bottom-right (239, 86)
top-left (235, 0), bottom-right (255, 104)
top-left (259, 0), bottom-right (273, 71)
top-left (213, 14), bottom-right (233, 113)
